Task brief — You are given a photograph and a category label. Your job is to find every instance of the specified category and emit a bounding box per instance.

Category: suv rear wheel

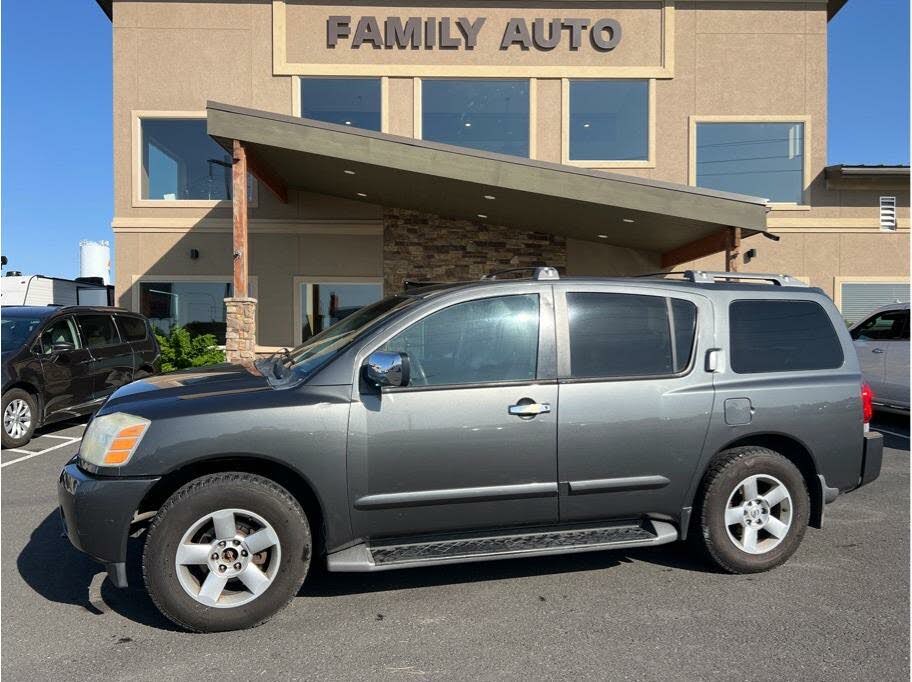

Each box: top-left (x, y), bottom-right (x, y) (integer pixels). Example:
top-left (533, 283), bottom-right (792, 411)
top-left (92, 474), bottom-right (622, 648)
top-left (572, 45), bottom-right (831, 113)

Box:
top-left (2, 388), bottom-right (37, 449)
top-left (142, 472), bottom-right (311, 632)
top-left (696, 446), bottom-right (809, 573)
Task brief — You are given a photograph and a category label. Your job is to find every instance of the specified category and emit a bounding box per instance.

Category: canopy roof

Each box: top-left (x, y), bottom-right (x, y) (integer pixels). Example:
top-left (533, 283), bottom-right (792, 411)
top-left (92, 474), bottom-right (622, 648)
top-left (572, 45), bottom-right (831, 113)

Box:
top-left (207, 101), bottom-right (768, 259)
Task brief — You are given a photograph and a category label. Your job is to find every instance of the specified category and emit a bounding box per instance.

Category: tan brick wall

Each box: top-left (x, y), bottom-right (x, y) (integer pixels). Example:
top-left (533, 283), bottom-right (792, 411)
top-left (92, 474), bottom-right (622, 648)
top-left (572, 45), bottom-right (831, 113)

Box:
top-left (382, 208), bottom-right (566, 293)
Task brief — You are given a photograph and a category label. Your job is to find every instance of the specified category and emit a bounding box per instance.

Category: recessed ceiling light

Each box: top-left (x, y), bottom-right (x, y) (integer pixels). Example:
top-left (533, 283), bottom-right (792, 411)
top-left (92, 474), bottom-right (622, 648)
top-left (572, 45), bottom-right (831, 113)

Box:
top-left (343, 169), bottom-right (356, 175)
top-left (464, 122), bottom-right (472, 127)
top-left (483, 195), bottom-right (496, 200)
top-left (622, 218), bottom-right (635, 223)
top-left (583, 123), bottom-right (591, 128)
top-left (477, 213), bottom-right (488, 219)
top-left (344, 121), bottom-right (352, 125)
top-left (356, 192), bottom-right (367, 198)
top-left (597, 234), bottom-right (608, 239)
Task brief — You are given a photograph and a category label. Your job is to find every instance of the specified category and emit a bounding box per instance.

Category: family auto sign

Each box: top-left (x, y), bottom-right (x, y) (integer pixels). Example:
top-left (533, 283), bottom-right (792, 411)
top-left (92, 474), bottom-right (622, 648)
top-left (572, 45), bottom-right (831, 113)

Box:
top-left (326, 16), bottom-right (622, 51)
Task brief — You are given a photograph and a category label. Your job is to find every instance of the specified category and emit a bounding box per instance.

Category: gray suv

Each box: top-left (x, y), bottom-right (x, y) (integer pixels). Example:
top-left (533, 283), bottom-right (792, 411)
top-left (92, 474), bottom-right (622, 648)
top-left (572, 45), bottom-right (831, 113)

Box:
top-left (58, 269), bottom-right (882, 632)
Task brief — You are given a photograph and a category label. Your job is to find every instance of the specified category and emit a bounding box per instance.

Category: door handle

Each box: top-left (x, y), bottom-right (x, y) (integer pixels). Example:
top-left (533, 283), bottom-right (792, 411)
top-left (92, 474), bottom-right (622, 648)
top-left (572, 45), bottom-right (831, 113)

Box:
top-left (508, 401), bottom-right (551, 417)
top-left (871, 348), bottom-right (885, 354)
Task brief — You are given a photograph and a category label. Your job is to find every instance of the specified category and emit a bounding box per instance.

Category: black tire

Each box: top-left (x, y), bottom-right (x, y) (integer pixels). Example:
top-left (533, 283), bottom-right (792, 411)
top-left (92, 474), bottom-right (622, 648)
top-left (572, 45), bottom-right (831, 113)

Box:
top-left (142, 472), bottom-right (311, 632)
top-left (695, 446), bottom-right (809, 574)
top-left (2, 388), bottom-right (37, 449)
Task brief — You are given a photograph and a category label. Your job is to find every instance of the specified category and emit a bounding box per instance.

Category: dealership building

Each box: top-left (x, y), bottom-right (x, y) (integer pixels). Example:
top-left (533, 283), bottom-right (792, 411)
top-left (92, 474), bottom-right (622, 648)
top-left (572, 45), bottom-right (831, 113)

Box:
top-left (96, 0), bottom-right (909, 361)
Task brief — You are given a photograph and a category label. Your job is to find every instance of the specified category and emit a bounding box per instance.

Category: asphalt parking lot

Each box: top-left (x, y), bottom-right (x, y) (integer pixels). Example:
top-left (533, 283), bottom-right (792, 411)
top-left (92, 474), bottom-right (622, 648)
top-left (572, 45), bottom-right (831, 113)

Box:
top-left (1, 414), bottom-right (908, 681)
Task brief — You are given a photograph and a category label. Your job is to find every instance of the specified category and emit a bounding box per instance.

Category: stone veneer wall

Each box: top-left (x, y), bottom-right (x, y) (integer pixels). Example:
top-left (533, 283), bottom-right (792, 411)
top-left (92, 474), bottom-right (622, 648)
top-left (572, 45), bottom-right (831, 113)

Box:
top-left (382, 208), bottom-right (567, 293)
top-left (224, 297), bottom-right (257, 363)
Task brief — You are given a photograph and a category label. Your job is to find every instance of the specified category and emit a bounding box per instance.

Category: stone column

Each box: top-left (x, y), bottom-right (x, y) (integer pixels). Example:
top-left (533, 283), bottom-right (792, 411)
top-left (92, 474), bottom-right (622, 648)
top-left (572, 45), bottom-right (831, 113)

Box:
top-left (224, 297), bottom-right (257, 364)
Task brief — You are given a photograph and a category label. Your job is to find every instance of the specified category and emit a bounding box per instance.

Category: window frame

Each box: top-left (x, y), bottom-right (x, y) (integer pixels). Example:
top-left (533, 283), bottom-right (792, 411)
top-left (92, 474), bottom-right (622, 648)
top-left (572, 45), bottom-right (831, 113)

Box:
top-left (132, 111), bottom-right (259, 208)
top-left (554, 285), bottom-right (703, 383)
top-left (39, 315), bottom-right (82, 354)
top-left (354, 285), bottom-right (557, 394)
top-left (130, 274), bottom-right (259, 346)
top-left (292, 276), bottom-right (385, 346)
top-left (561, 78), bottom-right (656, 168)
top-left (688, 115), bottom-right (812, 210)
top-left (414, 77), bottom-right (537, 158)
top-left (293, 76), bottom-right (388, 133)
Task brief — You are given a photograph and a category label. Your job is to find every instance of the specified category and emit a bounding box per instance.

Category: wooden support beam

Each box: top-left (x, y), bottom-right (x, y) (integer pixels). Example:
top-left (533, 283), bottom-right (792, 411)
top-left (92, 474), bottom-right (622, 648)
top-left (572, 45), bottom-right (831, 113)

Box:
top-left (244, 144), bottom-right (288, 204)
top-left (660, 230), bottom-right (729, 269)
top-left (725, 227), bottom-right (742, 272)
top-left (232, 139), bottom-right (249, 298)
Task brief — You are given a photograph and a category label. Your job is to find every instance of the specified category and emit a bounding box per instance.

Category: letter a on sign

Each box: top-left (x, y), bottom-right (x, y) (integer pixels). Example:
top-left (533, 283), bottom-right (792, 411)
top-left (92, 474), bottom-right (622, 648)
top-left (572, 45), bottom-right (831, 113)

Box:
top-left (501, 18), bottom-right (533, 49)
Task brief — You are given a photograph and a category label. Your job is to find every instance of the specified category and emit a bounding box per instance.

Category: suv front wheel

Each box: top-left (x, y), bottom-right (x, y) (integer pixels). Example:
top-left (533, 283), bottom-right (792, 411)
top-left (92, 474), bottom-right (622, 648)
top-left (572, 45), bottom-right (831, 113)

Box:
top-left (143, 472), bottom-right (312, 632)
top-left (696, 446), bottom-right (810, 573)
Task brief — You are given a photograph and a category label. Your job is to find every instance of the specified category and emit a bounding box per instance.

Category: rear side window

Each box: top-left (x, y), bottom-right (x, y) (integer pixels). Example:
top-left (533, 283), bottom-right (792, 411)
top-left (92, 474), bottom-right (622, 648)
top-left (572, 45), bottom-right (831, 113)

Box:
top-left (566, 293), bottom-right (697, 379)
top-left (77, 315), bottom-right (121, 349)
top-left (117, 315), bottom-right (148, 342)
top-left (729, 300), bottom-right (843, 374)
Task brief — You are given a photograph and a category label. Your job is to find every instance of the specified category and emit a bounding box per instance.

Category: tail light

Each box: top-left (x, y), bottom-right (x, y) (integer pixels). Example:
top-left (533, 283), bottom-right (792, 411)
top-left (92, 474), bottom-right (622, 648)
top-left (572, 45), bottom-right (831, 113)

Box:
top-left (861, 382), bottom-right (874, 424)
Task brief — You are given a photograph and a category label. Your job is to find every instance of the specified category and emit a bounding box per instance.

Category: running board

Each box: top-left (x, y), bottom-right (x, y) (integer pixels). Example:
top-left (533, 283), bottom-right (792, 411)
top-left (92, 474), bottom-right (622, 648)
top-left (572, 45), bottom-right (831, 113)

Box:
top-left (327, 520), bottom-right (678, 572)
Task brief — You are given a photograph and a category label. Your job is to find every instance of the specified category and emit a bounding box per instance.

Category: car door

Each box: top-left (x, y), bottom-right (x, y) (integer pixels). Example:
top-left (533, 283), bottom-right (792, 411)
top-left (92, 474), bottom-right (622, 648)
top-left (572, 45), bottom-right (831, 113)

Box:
top-left (75, 313), bottom-right (135, 400)
top-left (554, 284), bottom-right (715, 523)
top-left (347, 287), bottom-right (559, 540)
top-left (879, 309), bottom-right (910, 408)
top-left (37, 315), bottom-right (96, 419)
top-left (115, 314), bottom-right (156, 378)
top-left (851, 308), bottom-right (907, 402)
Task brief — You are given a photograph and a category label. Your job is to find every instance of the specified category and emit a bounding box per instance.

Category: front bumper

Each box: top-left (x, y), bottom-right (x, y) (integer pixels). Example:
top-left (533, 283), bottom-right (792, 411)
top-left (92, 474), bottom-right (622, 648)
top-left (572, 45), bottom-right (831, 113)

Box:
top-left (57, 457), bottom-right (159, 586)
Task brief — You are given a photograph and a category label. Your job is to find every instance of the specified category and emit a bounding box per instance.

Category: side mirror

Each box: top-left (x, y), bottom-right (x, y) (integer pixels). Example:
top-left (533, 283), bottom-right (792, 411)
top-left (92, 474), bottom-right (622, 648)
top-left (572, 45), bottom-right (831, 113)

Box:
top-left (363, 351), bottom-right (410, 388)
top-left (50, 341), bottom-right (76, 353)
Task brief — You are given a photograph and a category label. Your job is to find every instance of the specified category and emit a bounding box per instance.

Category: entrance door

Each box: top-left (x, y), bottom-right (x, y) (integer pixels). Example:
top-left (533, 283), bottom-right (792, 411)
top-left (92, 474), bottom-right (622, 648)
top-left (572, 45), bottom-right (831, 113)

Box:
top-left (348, 289), bottom-right (559, 539)
top-left (554, 285), bottom-right (716, 522)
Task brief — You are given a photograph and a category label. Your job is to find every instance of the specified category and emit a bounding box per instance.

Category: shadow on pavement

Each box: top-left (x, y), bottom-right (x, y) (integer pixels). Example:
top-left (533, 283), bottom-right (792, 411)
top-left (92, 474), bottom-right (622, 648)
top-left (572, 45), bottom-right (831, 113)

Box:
top-left (17, 512), bottom-right (177, 631)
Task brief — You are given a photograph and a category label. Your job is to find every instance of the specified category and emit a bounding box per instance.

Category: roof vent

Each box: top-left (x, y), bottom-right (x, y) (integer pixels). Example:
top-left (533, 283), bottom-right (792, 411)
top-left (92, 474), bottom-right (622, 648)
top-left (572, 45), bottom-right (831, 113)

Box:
top-left (880, 196), bottom-right (897, 230)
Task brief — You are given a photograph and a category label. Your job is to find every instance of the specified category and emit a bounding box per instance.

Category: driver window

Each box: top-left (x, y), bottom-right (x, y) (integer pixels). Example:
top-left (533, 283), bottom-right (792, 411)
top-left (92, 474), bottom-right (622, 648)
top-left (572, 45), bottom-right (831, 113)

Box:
top-left (40, 317), bottom-right (80, 354)
top-left (852, 310), bottom-right (909, 341)
top-left (381, 294), bottom-right (540, 387)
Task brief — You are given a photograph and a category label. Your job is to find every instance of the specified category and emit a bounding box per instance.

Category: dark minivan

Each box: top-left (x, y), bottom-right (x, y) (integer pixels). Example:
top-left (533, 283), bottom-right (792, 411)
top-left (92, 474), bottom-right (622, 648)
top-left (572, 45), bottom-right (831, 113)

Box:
top-left (2, 306), bottom-right (159, 448)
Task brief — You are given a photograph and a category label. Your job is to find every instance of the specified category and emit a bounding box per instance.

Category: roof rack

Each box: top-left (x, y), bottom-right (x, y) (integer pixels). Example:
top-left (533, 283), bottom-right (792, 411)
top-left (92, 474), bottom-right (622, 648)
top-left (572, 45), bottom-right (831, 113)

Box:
top-left (481, 266), bottom-right (560, 281)
top-left (683, 271), bottom-right (808, 287)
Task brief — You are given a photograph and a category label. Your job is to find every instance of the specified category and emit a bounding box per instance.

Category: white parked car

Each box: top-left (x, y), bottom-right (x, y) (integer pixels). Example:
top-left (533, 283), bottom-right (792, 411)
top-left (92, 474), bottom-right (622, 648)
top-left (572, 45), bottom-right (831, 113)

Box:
top-left (850, 302), bottom-right (910, 412)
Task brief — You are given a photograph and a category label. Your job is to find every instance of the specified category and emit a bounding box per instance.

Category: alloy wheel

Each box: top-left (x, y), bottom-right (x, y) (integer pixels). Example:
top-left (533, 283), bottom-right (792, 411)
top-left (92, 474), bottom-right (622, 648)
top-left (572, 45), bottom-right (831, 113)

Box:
top-left (174, 508), bottom-right (281, 608)
top-left (724, 474), bottom-right (793, 555)
top-left (3, 399), bottom-right (32, 440)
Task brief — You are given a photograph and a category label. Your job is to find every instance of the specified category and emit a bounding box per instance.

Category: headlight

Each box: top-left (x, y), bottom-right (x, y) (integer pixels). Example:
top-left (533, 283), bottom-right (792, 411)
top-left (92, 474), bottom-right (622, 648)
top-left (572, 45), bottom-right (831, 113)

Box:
top-left (80, 413), bottom-right (151, 467)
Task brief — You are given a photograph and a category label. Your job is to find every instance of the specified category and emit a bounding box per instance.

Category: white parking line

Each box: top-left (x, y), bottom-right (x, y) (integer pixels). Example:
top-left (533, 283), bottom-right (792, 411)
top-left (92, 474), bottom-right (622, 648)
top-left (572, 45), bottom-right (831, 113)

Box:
top-left (1, 438), bottom-right (81, 468)
top-left (41, 433), bottom-right (83, 440)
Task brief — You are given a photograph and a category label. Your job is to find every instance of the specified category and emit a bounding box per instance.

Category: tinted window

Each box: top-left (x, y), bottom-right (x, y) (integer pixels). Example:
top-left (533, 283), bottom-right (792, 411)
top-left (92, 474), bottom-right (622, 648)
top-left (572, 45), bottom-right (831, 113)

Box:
top-left (696, 122), bottom-right (804, 203)
top-left (78, 315), bottom-right (121, 349)
top-left (300, 78), bottom-right (381, 130)
top-left (568, 80), bottom-right (649, 161)
top-left (117, 316), bottom-right (148, 342)
top-left (382, 295), bottom-right (539, 386)
top-left (852, 309), bottom-right (909, 341)
top-left (730, 300), bottom-right (843, 373)
top-left (40, 317), bottom-right (80, 353)
top-left (567, 293), bottom-right (692, 378)
top-left (422, 79), bottom-right (529, 156)
top-left (0, 316), bottom-right (44, 348)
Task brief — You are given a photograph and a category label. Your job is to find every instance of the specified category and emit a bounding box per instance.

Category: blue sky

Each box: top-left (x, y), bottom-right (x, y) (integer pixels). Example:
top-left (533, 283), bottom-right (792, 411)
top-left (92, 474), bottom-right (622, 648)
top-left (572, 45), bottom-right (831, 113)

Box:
top-left (1, 0), bottom-right (910, 279)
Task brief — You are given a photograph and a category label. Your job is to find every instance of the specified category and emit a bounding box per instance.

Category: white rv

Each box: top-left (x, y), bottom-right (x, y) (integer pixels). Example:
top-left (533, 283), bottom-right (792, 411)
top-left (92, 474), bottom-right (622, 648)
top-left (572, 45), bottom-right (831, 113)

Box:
top-left (0, 274), bottom-right (114, 307)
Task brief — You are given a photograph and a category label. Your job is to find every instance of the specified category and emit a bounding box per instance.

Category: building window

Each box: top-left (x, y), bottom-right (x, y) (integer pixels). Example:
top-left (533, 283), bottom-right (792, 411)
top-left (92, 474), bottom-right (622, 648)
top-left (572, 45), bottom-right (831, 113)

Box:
top-left (299, 281), bottom-right (383, 343)
top-left (695, 121), bottom-right (805, 204)
top-left (300, 78), bottom-right (382, 130)
top-left (421, 79), bottom-right (530, 157)
top-left (141, 119), bottom-right (248, 201)
top-left (568, 80), bottom-right (649, 162)
top-left (140, 281), bottom-right (233, 344)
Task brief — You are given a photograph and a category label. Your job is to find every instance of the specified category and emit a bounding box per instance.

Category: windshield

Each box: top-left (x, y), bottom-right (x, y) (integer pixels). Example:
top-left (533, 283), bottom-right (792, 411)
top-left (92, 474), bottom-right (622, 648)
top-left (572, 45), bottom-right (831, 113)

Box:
top-left (265, 295), bottom-right (415, 381)
top-left (1, 316), bottom-right (45, 349)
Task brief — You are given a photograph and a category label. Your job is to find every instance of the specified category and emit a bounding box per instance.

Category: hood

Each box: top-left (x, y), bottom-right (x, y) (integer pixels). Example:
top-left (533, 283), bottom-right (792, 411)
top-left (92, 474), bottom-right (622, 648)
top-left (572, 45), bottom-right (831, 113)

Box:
top-left (102, 363), bottom-right (271, 410)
